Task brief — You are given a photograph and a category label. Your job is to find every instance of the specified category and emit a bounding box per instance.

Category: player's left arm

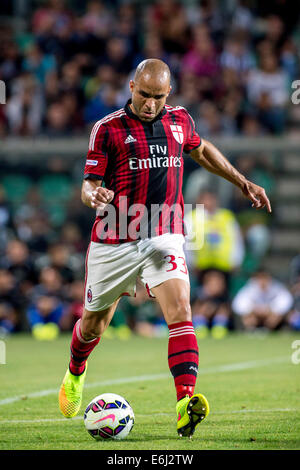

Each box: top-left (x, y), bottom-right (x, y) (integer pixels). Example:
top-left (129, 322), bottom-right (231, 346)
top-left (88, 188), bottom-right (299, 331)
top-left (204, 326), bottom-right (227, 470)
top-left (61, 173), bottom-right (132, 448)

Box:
top-left (190, 139), bottom-right (272, 213)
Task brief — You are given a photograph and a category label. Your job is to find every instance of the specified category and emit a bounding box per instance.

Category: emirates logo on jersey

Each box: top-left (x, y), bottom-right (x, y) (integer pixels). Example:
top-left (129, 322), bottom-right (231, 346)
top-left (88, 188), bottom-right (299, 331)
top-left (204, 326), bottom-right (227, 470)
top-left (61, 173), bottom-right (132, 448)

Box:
top-left (129, 155), bottom-right (182, 170)
top-left (129, 144), bottom-right (182, 170)
top-left (170, 125), bottom-right (184, 144)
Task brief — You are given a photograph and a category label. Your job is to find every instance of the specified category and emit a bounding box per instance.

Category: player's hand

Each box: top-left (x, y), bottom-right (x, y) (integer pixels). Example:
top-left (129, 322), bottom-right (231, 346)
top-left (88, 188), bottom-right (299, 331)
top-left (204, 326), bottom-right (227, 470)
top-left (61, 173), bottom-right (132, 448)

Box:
top-left (90, 187), bottom-right (114, 210)
top-left (241, 180), bottom-right (272, 213)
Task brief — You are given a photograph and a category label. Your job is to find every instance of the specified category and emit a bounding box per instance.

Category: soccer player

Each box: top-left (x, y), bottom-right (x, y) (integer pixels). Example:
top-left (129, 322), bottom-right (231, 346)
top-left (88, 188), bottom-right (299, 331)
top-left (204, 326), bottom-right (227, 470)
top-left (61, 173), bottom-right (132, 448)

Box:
top-left (59, 59), bottom-right (271, 437)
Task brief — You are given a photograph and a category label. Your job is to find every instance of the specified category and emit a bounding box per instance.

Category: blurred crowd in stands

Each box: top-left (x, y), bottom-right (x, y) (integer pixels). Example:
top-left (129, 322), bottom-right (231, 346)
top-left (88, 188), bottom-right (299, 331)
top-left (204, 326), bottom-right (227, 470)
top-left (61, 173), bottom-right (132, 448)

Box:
top-left (1, 0), bottom-right (300, 137)
top-left (0, 0), bottom-right (300, 338)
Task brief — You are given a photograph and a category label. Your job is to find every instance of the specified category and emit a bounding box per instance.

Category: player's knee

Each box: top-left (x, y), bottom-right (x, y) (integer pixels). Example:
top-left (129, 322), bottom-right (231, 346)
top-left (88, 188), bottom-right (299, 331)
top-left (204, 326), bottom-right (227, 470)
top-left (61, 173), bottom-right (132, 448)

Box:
top-left (165, 297), bottom-right (192, 324)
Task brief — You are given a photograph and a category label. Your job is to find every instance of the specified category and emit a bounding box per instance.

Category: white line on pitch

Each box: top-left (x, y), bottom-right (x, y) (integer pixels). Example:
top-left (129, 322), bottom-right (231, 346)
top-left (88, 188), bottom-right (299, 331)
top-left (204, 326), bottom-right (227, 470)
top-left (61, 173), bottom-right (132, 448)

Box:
top-left (0, 356), bottom-right (289, 407)
top-left (0, 408), bottom-right (298, 425)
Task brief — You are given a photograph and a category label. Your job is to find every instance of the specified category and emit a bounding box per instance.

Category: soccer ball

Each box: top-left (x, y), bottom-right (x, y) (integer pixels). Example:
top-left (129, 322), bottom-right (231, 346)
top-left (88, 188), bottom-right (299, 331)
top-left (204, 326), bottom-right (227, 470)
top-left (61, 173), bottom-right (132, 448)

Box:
top-left (84, 393), bottom-right (135, 440)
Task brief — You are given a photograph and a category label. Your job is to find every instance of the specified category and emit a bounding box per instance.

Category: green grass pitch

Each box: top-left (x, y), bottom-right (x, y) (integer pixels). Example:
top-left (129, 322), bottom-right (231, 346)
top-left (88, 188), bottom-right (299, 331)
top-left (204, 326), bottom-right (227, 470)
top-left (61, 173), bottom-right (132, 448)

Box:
top-left (0, 332), bottom-right (299, 450)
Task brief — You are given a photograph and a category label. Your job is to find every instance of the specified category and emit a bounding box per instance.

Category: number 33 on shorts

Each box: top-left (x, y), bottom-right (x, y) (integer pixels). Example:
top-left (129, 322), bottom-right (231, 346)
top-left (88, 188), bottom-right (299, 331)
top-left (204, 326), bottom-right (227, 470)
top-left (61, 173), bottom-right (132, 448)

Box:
top-left (164, 255), bottom-right (188, 275)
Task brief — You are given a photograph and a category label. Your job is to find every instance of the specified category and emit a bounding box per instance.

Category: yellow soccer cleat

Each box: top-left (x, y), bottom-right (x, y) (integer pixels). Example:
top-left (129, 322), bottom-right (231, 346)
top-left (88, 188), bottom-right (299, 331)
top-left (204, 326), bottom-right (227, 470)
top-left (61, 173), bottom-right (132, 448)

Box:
top-left (176, 393), bottom-right (209, 438)
top-left (59, 365), bottom-right (87, 418)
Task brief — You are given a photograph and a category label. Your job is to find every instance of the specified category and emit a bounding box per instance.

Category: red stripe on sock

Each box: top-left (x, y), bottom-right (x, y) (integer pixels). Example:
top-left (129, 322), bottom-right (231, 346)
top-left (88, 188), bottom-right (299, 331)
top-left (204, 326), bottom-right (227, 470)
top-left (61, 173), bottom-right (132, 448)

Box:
top-left (69, 319), bottom-right (100, 375)
top-left (168, 321), bottom-right (199, 401)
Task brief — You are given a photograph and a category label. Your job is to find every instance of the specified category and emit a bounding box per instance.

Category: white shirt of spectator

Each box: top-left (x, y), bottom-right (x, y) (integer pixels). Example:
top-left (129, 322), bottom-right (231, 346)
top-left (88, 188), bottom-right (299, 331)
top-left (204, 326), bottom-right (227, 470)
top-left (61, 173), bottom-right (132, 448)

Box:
top-left (232, 278), bottom-right (293, 316)
top-left (247, 69), bottom-right (289, 107)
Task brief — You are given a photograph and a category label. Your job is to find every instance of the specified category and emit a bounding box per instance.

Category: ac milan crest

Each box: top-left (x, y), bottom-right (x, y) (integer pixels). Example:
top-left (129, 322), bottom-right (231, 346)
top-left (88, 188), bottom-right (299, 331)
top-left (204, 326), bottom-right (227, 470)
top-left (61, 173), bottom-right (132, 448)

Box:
top-left (170, 125), bottom-right (184, 144)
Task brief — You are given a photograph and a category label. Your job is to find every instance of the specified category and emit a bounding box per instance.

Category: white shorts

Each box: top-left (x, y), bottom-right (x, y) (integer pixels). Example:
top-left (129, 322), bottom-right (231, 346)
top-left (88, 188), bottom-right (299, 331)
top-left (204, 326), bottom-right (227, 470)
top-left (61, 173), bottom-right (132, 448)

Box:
top-left (84, 233), bottom-right (189, 311)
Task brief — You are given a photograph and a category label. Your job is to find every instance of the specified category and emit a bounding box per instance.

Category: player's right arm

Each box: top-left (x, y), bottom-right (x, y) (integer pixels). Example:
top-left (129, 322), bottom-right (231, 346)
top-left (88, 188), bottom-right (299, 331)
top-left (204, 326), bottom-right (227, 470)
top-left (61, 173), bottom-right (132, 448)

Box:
top-left (82, 120), bottom-right (114, 210)
top-left (81, 179), bottom-right (114, 210)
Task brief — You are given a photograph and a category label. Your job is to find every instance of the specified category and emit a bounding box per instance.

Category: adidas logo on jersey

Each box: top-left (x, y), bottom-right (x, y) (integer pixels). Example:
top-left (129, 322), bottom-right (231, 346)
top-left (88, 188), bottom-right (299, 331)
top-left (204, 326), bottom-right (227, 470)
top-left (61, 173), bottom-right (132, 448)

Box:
top-left (124, 135), bottom-right (137, 144)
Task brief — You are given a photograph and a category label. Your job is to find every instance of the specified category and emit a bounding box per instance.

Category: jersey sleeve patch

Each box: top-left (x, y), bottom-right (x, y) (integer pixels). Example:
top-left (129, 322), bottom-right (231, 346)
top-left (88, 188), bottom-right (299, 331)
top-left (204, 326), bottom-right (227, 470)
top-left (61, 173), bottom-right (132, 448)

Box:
top-left (84, 122), bottom-right (110, 179)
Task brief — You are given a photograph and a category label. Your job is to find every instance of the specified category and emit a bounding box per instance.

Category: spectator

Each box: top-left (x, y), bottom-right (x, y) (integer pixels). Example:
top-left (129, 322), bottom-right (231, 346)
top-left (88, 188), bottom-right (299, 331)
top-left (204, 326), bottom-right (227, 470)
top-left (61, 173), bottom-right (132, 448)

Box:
top-left (229, 154), bottom-right (274, 215)
top-left (148, 0), bottom-right (188, 54)
top-left (220, 88), bottom-right (244, 135)
top-left (84, 84), bottom-right (119, 123)
top-left (247, 52), bottom-right (289, 133)
top-left (31, 266), bottom-right (66, 300)
top-left (0, 40), bottom-right (23, 83)
top-left (60, 91), bottom-right (84, 132)
top-left (280, 38), bottom-right (299, 82)
top-left (103, 36), bottom-right (133, 77)
top-left (84, 64), bottom-right (117, 101)
top-left (45, 101), bottom-right (72, 136)
top-left (0, 302), bottom-right (18, 337)
top-left (185, 189), bottom-right (245, 291)
top-left (59, 61), bottom-right (83, 105)
top-left (260, 15), bottom-right (285, 52)
top-left (5, 72), bottom-right (44, 136)
top-left (196, 99), bottom-right (237, 137)
top-left (175, 76), bottom-right (200, 117)
top-left (22, 42), bottom-right (56, 84)
top-left (0, 239), bottom-right (37, 295)
top-left (117, 3), bottom-right (140, 58)
top-left (183, 168), bottom-right (229, 207)
top-left (229, 154), bottom-right (273, 265)
top-left (50, 243), bottom-right (75, 283)
top-left (32, 0), bottom-right (73, 37)
top-left (182, 25), bottom-right (219, 96)
top-left (49, 242), bottom-right (82, 283)
top-left (220, 33), bottom-right (255, 82)
top-left (27, 294), bottom-right (64, 340)
top-left (217, 67), bottom-right (242, 102)
top-left (192, 270), bottom-right (231, 339)
top-left (120, 282), bottom-right (160, 337)
top-left (186, 0), bottom-right (225, 45)
top-left (0, 269), bottom-right (23, 334)
top-left (232, 269), bottom-right (293, 330)
top-left (230, 0), bottom-right (254, 34)
top-left (60, 222), bottom-right (86, 254)
top-left (81, 1), bottom-right (112, 38)
top-left (16, 211), bottom-right (54, 255)
top-left (145, 33), bottom-right (168, 63)
top-left (240, 114), bottom-right (264, 137)
top-left (65, 185), bottom-right (95, 241)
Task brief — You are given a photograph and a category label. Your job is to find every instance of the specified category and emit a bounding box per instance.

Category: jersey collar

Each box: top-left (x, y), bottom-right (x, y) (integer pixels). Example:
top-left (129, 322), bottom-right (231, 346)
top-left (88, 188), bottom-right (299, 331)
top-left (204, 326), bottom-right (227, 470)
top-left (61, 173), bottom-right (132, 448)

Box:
top-left (125, 99), bottom-right (167, 123)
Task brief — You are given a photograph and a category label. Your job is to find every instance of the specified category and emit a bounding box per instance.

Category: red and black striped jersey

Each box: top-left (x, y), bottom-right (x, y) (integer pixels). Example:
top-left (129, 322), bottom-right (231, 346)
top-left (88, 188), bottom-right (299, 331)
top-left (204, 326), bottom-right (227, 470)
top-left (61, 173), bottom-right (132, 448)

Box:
top-left (84, 99), bottom-right (201, 244)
